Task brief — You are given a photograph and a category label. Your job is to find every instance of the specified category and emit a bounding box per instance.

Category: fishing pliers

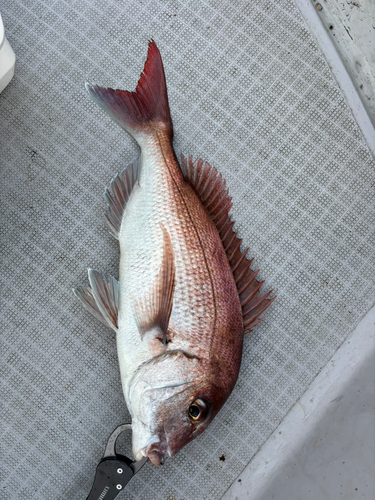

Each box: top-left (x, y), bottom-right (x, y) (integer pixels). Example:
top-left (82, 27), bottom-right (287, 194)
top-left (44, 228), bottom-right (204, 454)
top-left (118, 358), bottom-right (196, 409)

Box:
top-left (86, 424), bottom-right (148, 500)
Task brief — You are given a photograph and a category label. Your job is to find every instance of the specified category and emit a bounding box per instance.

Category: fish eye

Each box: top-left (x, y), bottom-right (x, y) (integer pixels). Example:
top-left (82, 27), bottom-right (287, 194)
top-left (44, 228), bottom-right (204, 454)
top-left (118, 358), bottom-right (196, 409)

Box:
top-left (188, 398), bottom-right (210, 422)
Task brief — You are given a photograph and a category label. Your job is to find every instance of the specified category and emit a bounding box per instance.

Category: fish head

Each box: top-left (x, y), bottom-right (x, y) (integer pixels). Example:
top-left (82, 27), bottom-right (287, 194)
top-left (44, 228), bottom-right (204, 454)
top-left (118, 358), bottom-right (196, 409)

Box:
top-left (128, 350), bottom-right (229, 466)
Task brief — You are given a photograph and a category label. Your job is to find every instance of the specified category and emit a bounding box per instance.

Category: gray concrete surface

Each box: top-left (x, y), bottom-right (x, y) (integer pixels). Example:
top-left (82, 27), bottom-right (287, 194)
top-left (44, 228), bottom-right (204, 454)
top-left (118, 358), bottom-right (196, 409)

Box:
top-left (312, 0), bottom-right (375, 128)
top-left (223, 306), bottom-right (375, 500)
top-left (258, 351), bottom-right (375, 499)
top-left (294, 0), bottom-right (375, 159)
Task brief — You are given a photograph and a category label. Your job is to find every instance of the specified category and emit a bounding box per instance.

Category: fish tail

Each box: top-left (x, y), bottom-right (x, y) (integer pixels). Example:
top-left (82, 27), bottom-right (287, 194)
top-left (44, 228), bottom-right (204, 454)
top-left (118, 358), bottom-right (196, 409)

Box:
top-left (85, 40), bottom-right (173, 143)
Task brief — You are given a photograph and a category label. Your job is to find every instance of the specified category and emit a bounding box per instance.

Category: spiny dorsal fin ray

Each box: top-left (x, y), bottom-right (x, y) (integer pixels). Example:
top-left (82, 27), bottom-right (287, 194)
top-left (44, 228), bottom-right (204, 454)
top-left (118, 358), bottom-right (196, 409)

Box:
top-left (104, 156), bottom-right (141, 238)
top-left (134, 224), bottom-right (175, 343)
top-left (180, 153), bottom-right (275, 334)
top-left (87, 269), bottom-right (120, 331)
top-left (73, 285), bottom-right (109, 327)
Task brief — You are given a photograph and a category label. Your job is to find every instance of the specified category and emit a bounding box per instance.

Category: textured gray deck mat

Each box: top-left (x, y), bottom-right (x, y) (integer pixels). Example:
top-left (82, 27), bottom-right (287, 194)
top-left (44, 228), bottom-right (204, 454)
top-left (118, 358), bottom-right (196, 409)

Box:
top-left (1, 0), bottom-right (374, 499)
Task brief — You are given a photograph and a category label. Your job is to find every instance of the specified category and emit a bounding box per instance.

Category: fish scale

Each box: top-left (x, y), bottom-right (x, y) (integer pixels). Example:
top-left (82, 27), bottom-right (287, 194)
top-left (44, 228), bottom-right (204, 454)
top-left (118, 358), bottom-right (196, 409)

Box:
top-left (74, 40), bottom-right (274, 467)
top-left (117, 147), bottom-right (222, 379)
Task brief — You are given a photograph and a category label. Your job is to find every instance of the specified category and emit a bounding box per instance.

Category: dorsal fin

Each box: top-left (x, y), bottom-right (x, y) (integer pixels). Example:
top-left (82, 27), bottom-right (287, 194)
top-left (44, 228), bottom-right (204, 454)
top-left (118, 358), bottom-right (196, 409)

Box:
top-left (180, 154), bottom-right (275, 334)
top-left (104, 156), bottom-right (141, 238)
top-left (87, 269), bottom-right (120, 331)
top-left (133, 224), bottom-right (175, 344)
top-left (73, 285), bottom-right (109, 327)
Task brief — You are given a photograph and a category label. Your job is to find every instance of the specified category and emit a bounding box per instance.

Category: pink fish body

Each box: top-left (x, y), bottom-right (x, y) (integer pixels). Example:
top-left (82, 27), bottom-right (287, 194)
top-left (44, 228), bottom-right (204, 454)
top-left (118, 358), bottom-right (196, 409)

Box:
top-left (74, 41), bottom-right (274, 466)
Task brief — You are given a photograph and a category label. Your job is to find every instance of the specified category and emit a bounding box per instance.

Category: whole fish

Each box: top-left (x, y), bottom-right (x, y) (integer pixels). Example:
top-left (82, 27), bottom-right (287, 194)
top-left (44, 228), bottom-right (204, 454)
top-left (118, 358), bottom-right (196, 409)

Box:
top-left (74, 41), bottom-right (274, 466)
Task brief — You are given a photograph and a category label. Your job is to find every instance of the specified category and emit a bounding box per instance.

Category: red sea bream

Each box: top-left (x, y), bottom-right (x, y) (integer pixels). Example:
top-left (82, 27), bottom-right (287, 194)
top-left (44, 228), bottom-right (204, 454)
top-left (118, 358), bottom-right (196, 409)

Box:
top-left (74, 41), bottom-right (274, 466)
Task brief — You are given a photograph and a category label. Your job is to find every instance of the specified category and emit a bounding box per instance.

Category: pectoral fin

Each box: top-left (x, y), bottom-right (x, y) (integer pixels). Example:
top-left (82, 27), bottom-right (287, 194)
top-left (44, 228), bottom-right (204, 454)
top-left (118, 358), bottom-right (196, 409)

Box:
top-left (134, 224), bottom-right (175, 343)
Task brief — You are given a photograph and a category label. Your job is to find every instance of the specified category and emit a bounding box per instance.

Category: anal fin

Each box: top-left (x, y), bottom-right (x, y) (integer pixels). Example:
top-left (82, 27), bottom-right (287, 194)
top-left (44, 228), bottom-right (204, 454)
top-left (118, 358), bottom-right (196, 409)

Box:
top-left (104, 156), bottom-right (141, 238)
top-left (134, 224), bottom-right (175, 343)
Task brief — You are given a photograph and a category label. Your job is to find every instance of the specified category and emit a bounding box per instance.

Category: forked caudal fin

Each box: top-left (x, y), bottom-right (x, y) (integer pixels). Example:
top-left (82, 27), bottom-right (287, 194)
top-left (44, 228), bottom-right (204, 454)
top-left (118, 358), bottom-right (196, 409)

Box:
top-left (85, 40), bottom-right (173, 141)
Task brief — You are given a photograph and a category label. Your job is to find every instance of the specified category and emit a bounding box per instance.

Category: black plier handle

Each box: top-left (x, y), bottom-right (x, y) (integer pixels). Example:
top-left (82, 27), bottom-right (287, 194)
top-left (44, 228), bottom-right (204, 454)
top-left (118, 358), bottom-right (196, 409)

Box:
top-left (86, 424), bottom-right (148, 500)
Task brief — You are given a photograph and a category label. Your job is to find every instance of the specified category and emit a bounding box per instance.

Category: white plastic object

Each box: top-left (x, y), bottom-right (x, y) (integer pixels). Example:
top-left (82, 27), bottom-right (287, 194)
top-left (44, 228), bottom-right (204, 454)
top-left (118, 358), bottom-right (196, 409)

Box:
top-left (0, 13), bottom-right (16, 93)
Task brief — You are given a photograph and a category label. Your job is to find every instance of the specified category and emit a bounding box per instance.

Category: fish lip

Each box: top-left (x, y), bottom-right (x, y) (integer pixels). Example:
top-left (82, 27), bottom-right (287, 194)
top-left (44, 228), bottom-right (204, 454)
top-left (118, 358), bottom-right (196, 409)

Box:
top-left (133, 434), bottom-right (160, 459)
top-left (140, 441), bottom-right (170, 466)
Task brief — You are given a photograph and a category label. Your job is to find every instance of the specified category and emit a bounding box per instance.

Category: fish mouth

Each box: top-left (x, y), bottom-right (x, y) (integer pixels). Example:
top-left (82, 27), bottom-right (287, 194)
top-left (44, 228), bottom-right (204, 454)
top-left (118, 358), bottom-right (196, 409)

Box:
top-left (136, 441), bottom-right (170, 467)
